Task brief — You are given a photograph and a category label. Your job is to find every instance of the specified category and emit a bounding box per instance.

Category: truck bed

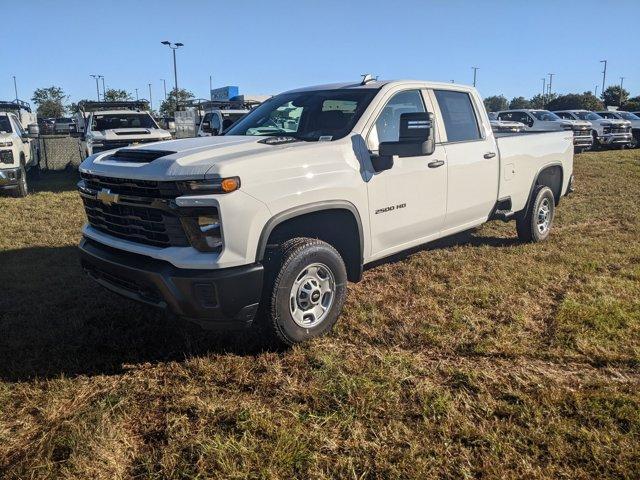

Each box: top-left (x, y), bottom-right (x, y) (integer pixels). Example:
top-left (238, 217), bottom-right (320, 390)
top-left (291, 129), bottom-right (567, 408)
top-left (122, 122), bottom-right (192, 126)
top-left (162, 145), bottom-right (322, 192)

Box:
top-left (495, 130), bottom-right (574, 213)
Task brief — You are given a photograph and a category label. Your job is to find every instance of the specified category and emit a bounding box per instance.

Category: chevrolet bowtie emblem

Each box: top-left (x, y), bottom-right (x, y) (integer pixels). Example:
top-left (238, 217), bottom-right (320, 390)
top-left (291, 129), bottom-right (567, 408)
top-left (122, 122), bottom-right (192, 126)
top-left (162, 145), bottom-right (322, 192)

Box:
top-left (96, 188), bottom-right (119, 206)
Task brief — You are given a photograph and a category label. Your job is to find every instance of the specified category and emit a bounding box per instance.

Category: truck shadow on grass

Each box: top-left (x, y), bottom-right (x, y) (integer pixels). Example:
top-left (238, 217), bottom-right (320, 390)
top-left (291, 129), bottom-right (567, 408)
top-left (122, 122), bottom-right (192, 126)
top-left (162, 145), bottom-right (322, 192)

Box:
top-left (0, 230), bottom-right (519, 382)
top-left (0, 246), bottom-right (272, 382)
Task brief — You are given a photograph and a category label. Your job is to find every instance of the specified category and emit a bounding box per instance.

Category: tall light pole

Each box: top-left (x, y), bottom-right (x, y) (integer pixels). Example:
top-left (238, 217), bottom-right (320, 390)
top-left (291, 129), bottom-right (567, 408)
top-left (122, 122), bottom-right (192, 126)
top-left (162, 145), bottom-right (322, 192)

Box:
top-left (541, 78), bottom-right (546, 106)
top-left (594, 85), bottom-right (598, 98)
top-left (547, 73), bottom-right (555, 96)
top-left (161, 41), bottom-right (184, 113)
top-left (12, 75), bottom-right (18, 101)
top-left (600, 60), bottom-right (607, 97)
top-left (101, 77), bottom-right (106, 100)
top-left (160, 79), bottom-right (167, 100)
top-left (135, 88), bottom-right (139, 100)
top-left (90, 74), bottom-right (103, 101)
top-left (209, 75), bottom-right (213, 100)
top-left (471, 67), bottom-right (479, 87)
top-left (148, 83), bottom-right (153, 111)
top-left (619, 77), bottom-right (625, 106)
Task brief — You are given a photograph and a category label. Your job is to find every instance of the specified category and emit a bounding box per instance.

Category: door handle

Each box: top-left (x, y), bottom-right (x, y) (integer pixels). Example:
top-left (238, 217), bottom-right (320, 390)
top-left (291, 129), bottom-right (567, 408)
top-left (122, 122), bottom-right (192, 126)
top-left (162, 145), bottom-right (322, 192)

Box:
top-left (427, 160), bottom-right (445, 168)
top-left (484, 152), bottom-right (496, 159)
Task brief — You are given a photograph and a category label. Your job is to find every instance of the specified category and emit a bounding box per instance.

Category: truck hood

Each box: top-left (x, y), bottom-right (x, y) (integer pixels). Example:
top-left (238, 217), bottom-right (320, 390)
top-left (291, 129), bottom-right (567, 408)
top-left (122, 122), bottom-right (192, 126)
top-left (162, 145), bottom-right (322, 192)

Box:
top-left (92, 128), bottom-right (171, 140)
top-left (562, 119), bottom-right (592, 129)
top-left (79, 135), bottom-right (323, 180)
top-left (596, 118), bottom-right (630, 127)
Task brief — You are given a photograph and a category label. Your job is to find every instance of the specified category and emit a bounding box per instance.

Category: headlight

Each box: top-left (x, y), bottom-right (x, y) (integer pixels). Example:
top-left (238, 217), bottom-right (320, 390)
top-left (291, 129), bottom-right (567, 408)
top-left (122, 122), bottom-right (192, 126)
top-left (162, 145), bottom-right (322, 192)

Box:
top-left (177, 176), bottom-right (241, 194)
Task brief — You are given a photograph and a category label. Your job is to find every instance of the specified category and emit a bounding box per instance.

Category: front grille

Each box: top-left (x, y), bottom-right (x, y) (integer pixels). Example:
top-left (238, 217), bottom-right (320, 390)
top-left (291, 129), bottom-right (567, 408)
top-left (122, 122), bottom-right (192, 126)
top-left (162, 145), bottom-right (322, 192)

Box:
top-left (0, 149), bottom-right (13, 164)
top-left (610, 127), bottom-right (630, 134)
top-left (573, 129), bottom-right (591, 137)
top-left (82, 197), bottom-right (189, 248)
top-left (80, 172), bottom-right (181, 198)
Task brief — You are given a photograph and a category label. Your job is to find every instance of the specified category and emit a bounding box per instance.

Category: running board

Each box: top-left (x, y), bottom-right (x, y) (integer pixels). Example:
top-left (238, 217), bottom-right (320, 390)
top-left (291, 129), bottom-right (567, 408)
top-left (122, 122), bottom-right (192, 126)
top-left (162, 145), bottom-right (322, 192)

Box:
top-left (491, 197), bottom-right (514, 221)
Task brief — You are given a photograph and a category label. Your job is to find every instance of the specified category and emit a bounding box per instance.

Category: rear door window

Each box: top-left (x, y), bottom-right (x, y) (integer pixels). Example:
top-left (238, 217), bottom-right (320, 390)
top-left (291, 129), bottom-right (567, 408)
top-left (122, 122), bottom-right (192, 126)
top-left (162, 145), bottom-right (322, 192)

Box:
top-left (434, 90), bottom-right (481, 142)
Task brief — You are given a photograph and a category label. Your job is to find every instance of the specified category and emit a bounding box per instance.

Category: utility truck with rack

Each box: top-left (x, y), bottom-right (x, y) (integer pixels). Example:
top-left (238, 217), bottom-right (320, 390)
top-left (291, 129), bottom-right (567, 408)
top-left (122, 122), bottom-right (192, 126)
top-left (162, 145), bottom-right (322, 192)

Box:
top-left (77, 78), bottom-right (574, 345)
top-left (75, 101), bottom-right (172, 158)
top-left (0, 100), bottom-right (40, 197)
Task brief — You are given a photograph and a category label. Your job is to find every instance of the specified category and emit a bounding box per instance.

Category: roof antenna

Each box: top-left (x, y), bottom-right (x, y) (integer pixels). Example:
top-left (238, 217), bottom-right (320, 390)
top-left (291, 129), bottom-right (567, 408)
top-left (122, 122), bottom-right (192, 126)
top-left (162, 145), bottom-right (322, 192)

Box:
top-left (360, 73), bottom-right (377, 85)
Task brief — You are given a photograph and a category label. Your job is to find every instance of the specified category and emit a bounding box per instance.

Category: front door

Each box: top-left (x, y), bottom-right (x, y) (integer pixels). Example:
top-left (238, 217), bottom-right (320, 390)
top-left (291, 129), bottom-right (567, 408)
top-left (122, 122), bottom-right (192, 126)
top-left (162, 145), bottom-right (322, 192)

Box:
top-left (364, 88), bottom-right (447, 258)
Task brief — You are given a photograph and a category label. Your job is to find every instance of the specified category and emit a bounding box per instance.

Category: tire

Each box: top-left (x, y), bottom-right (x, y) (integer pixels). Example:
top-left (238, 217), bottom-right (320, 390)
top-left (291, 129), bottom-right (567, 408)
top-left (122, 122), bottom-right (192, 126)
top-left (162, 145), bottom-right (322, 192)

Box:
top-left (591, 131), bottom-right (600, 151)
top-left (10, 165), bottom-right (28, 198)
top-left (516, 186), bottom-right (555, 243)
top-left (263, 237), bottom-right (348, 345)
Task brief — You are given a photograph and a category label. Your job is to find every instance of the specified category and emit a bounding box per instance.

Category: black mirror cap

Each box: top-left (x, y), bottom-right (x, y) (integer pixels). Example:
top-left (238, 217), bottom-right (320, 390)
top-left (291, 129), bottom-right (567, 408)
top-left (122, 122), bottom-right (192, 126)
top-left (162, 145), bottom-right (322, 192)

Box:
top-left (379, 112), bottom-right (435, 157)
top-left (371, 154), bottom-right (394, 172)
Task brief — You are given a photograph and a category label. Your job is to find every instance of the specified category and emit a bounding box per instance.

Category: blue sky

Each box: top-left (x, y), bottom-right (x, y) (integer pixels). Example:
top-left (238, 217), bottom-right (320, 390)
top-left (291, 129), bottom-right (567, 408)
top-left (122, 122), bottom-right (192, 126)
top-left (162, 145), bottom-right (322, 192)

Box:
top-left (2, 0), bottom-right (639, 106)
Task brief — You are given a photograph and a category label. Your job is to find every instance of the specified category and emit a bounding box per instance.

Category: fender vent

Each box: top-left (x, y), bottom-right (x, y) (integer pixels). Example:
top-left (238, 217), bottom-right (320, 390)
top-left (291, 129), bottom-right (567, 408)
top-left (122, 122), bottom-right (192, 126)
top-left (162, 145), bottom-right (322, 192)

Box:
top-left (108, 149), bottom-right (176, 163)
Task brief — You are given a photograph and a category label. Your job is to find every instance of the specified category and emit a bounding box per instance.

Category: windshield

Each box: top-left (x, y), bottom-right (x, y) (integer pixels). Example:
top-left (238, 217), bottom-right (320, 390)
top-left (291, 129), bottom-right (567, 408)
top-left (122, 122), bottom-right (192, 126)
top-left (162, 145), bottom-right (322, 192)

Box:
top-left (0, 116), bottom-right (12, 133)
top-left (574, 111), bottom-right (602, 120)
top-left (225, 89), bottom-right (378, 141)
top-left (531, 110), bottom-right (561, 121)
top-left (617, 111), bottom-right (640, 120)
top-left (91, 113), bottom-right (157, 131)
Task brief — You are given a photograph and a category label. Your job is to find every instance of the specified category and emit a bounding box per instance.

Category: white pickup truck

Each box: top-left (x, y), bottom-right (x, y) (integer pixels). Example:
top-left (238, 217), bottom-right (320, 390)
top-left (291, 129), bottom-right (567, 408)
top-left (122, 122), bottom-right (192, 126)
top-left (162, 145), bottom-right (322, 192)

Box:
top-left (0, 101), bottom-right (39, 197)
top-left (554, 110), bottom-right (633, 149)
top-left (77, 79), bottom-right (574, 345)
top-left (497, 109), bottom-right (593, 152)
top-left (76, 101), bottom-right (172, 158)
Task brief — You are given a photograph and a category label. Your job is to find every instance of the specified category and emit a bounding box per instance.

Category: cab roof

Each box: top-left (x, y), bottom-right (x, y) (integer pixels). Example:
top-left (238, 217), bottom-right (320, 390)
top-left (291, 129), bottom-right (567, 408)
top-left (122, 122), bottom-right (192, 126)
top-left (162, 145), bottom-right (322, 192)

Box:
top-left (283, 79), bottom-right (475, 94)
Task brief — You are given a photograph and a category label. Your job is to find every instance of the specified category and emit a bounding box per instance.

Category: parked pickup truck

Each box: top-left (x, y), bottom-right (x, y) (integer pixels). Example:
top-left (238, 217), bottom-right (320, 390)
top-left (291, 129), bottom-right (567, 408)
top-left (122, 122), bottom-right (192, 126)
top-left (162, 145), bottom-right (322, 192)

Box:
top-left (596, 111), bottom-right (639, 148)
top-left (554, 110), bottom-right (633, 149)
top-left (75, 101), bottom-right (172, 158)
top-left (0, 101), bottom-right (40, 197)
top-left (497, 109), bottom-right (592, 152)
top-left (77, 79), bottom-right (574, 345)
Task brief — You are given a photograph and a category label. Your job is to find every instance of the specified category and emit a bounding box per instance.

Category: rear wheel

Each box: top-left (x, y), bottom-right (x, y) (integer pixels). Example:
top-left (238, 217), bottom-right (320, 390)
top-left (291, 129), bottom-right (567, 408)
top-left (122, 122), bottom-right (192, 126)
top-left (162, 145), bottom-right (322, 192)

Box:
top-left (262, 238), bottom-right (348, 346)
top-left (516, 186), bottom-right (555, 242)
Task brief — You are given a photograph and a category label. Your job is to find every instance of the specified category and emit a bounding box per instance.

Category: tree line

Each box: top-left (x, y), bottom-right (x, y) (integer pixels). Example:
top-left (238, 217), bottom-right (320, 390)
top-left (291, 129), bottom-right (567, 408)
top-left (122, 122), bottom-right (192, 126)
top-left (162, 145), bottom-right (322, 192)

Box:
top-left (484, 85), bottom-right (640, 112)
top-left (26, 83), bottom-right (640, 119)
top-left (29, 86), bottom-right (197, 118)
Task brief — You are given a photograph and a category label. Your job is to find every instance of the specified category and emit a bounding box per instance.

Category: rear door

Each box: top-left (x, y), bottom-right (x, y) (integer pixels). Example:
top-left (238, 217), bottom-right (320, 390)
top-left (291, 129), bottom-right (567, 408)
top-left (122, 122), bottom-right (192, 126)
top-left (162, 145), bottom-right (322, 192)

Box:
top-left (365, 88), bottom-right (447, 257)
top-left (430, 89), bottom-right (499, 233)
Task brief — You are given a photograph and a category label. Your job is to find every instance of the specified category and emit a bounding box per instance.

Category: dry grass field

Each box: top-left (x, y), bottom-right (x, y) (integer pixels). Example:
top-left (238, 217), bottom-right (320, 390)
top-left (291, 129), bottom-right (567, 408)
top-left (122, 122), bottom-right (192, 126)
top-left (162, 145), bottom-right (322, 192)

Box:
top-left (0, 149), bottom-right (638, 479)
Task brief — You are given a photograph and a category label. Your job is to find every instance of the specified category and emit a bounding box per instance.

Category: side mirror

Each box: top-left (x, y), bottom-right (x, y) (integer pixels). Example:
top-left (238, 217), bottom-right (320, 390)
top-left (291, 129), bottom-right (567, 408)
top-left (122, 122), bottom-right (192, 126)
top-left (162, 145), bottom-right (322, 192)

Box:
top-left (379, 112), bottom-right (435, 158)
top-left (27, 123), bottom-right (40, 137)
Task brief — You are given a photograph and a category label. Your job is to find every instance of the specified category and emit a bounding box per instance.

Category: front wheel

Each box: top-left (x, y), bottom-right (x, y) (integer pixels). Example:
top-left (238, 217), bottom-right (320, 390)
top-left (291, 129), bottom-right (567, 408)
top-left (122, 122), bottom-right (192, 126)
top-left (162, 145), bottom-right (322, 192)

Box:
top-left (10, 165), bottom-right (29, 197)
top-left (263, 238), bottom-right (348, 346)
top-left (516, 186), bottom-right (555, 242)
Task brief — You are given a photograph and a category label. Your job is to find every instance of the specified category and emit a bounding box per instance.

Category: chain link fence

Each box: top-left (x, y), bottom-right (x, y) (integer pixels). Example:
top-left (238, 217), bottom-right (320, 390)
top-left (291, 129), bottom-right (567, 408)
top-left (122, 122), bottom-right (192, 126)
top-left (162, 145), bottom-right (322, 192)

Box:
top-left (35, 135), bottom-right (83, 171)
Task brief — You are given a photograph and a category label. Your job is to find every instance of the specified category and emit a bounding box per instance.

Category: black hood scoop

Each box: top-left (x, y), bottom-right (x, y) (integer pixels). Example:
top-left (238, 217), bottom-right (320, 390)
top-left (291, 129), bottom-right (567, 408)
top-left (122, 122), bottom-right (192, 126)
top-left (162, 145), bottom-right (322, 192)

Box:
top-left (108, 149), bottom-right (176, 163)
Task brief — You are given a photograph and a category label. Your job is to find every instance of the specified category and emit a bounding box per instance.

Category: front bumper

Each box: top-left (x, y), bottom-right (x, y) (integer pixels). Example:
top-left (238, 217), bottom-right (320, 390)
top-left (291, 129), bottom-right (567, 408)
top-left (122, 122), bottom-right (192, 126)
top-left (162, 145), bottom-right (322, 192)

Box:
top-left (79, 237), bottom-right (264, 328)
top-left (597, 133), bottom-right (632, 145)
top-left (0, 167), bottom-right (21, 189)
top-left (573, 135), bottom-right (593, 148)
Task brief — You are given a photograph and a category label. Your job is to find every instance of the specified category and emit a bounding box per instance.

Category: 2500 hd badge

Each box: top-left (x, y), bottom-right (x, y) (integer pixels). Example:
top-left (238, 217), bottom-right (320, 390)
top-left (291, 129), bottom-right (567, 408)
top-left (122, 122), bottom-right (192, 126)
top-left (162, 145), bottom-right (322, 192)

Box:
top-left (375, 203), bottom-right (406, 214)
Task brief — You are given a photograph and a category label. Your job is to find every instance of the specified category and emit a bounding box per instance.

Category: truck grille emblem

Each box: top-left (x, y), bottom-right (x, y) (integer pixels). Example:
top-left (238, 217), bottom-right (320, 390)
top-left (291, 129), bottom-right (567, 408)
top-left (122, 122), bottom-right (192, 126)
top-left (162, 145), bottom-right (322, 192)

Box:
top-left (96, 188), bottom-right (120, 206)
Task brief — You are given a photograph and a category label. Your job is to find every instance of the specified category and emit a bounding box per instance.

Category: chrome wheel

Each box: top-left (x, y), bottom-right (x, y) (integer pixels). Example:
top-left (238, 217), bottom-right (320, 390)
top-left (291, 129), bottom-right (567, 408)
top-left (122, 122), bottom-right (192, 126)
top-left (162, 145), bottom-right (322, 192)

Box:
top-left (536, 197), bottom-right (551, 234)
top-left (289, 263), bottom-right (335, 328)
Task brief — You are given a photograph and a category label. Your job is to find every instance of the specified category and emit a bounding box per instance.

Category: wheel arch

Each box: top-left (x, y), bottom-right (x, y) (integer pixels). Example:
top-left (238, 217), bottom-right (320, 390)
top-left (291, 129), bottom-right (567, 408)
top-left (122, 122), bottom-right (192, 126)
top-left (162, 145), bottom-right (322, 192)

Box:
top-left (526, 163), bottom-right (564, 208)
top-left (256, 201), bottom-right (364, 282)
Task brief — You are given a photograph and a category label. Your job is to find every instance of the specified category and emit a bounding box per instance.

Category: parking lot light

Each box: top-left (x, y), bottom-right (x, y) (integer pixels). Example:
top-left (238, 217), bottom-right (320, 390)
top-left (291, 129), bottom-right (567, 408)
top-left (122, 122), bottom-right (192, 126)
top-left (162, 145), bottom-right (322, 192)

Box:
top-left (161, 41), bottom-right (184, 113)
